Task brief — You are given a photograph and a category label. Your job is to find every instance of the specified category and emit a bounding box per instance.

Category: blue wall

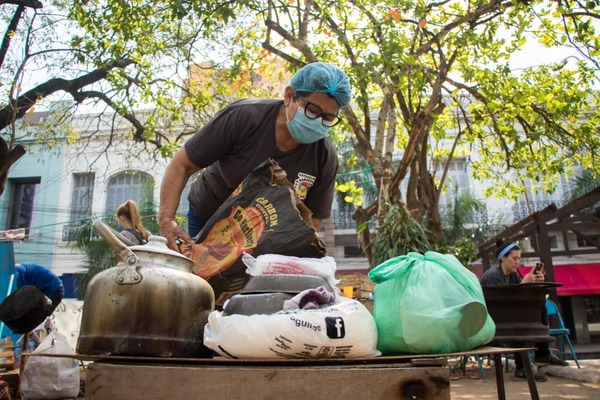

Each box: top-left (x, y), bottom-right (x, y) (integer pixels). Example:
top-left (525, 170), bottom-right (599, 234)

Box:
top-left (0, 142), bottom-right (64, 269)
top-left (0, 242), bottom-right (15, 302)
top-left (0, 242), bottom-right (16, 338)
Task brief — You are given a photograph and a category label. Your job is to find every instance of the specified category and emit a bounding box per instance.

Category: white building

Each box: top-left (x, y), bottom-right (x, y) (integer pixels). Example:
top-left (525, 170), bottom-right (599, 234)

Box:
top-left (1, 101), bottom-right (595, 296)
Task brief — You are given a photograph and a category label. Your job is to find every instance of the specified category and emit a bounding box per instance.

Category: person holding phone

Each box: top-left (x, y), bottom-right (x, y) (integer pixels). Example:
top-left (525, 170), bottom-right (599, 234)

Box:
top-left (534, 262), bottom-right (545, 275)
top-left (480, 240), bottom-right (569, 382)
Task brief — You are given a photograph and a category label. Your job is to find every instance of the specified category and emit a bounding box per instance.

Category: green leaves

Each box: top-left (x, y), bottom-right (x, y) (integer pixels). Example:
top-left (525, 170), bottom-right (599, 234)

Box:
top-left (3, 0), bottom-right (599, 265)
top-left (251, 0), bottom-right (600, 263)
top-left (1, 0), bottom-right (256, 149)
top-left (370, 203), bottom-right (432, 268)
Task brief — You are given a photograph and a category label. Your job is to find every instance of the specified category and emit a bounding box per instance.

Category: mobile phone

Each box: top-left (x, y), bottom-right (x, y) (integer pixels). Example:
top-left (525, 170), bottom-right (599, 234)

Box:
top-left (534, 262), bottom-right (544, 274)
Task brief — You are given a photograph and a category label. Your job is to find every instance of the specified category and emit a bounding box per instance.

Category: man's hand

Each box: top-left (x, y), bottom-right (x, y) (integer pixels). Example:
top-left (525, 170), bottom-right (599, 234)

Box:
top-left (160, 219), bottom-right (193, 251)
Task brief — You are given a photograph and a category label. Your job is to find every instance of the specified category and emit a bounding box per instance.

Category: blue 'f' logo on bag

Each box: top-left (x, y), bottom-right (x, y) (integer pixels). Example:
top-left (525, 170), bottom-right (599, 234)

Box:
top-left (325, 317), bottom-right (345, 338)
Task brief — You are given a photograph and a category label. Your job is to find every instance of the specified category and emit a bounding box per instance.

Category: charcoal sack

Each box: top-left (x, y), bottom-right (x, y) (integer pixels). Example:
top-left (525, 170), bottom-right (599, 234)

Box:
top-left (181, 159), bottom-right (326, 305)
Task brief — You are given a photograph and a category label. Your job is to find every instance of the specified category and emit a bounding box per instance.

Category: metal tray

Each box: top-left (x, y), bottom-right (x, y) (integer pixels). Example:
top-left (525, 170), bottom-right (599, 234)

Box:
top-left (241, 274), bottom-right (333, 294)
top-left (222, 292), bottom-right (294, 316)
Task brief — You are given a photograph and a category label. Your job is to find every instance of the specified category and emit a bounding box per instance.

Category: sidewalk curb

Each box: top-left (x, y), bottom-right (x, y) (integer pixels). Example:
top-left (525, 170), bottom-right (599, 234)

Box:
top-left (539, 364), bottom-right (600, 384)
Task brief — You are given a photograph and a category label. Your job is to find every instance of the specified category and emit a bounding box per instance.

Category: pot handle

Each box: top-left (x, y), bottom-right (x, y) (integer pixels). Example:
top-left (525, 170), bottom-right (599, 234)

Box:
top-left (92, 218), bottom-right (142, 285)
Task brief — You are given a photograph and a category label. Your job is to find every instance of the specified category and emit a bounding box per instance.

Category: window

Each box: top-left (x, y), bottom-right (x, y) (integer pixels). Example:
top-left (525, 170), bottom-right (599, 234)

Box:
top-left (105, 171), bottom-right (154, 216)
top-left (518, 175), bottom-right (570, 210)
top-left (435, 159), bottom-right (470, 207)
top-left (71, 173), bottom-right (95, 224)
top-left (7, 178), bottom-right (40, 235)
top-left (63, 173), bottom-right (95, 241)
top-left (576, 234), bottom-right (600, 248)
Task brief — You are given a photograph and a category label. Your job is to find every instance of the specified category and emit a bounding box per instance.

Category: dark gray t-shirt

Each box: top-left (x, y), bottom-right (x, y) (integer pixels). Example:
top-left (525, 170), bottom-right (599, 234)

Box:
top-left (480, 265), bottom-right (522, 286)
top-left (184, 98), bottom-right (338, 222)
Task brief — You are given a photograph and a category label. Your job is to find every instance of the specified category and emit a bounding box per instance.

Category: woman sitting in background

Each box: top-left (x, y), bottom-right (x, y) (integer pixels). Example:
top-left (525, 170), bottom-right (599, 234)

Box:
top-left (480, 240), bottom-right (568, 383)
top-left (116, 200), bottom-right (149, 245)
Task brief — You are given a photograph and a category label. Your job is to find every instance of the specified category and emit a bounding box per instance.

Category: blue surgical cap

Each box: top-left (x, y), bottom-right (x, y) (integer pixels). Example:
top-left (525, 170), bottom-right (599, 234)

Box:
top-left (289, 62), bottom-right (352, 107)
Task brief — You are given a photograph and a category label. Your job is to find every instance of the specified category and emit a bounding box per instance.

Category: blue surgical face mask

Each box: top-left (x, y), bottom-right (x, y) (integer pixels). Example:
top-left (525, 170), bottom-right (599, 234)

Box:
top-left (286, 106), bottom-right (330, 144)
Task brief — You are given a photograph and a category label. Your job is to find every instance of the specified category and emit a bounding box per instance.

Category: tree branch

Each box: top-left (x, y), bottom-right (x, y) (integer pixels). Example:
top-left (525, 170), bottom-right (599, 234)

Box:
top-left (414, 0), bottom-right (514, 58)
top-left (0, 59), bottom-right (134, 130)
top-left (0, 0), bottom-right (42, 8)
top-left (0, 5), bottom-right (25, 69)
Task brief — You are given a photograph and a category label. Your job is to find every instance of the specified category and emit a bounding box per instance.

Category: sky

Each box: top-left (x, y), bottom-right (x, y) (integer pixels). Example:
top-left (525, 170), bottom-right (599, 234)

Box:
top-left (510, 40), bottom-right (582, 71)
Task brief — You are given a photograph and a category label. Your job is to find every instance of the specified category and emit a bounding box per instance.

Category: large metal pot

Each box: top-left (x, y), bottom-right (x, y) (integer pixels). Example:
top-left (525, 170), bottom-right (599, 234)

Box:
top-left (76, 219), bottom-right (215, 357)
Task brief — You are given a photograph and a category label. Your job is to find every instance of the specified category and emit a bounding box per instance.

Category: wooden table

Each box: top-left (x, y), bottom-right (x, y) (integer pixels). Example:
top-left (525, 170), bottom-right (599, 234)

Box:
top-left (86, 360), bottom-right (449, 399)
top-left (41, 346), bottom-right (540, 400)
top-left (451, 345), bottom-right (540, 400)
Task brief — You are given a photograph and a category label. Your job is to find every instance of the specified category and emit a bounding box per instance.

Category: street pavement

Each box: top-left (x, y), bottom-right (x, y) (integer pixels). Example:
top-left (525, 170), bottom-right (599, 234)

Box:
top-left (452, 357), bottom-right (600, 399)
top-left (540, 358), bottom-right (600, 383)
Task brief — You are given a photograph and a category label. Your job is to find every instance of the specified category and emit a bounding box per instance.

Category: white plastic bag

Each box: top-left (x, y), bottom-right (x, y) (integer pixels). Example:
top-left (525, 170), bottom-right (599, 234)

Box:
top-left (20, 328), bottom-right (80, 399)
top-left (14, 317), bottom-right (55, 369)
top-left (242, 253), bottom-right (340, 287)
top-left (204, 296), bottom-right (380, 359)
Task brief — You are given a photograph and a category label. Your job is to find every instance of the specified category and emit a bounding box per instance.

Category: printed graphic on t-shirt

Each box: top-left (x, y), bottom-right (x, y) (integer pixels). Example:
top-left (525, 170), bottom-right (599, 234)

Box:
top-left (294, 172), bottom-right (316, 200)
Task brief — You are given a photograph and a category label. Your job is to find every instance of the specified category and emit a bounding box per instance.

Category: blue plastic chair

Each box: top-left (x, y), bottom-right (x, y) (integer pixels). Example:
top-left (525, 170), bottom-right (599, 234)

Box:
top-left (545, 299), bottom-right (581, 369)
top-left (459, 355), bottom-right (487, 379)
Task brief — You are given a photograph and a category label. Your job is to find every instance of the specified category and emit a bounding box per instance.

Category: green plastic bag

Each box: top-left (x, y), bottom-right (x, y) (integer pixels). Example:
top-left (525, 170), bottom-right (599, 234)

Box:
top-left (368, 251), bottom-right (495, 354)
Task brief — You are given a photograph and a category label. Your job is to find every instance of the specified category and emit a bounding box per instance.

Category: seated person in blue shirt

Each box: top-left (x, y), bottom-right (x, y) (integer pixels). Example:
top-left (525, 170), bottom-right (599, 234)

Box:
top-left (15, 263), bottom-right (64, 315)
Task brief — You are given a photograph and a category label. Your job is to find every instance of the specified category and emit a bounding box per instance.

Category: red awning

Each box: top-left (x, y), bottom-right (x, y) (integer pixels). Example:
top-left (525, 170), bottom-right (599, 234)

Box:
top-left (520, 263), bottom-right (600, 296)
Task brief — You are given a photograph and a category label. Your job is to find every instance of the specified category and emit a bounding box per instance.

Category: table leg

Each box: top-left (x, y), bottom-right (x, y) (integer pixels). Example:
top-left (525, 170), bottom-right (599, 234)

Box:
top-left (17, 332), bottom-right (31, 394)
top-left (493, 353), bottom-right (506, 400)
top-left (521, 353), bottom-right (540, 400)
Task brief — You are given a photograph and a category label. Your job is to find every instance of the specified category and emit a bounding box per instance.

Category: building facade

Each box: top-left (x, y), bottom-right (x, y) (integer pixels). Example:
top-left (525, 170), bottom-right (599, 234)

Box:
top-left (1, 105), bottom-right (596, 299)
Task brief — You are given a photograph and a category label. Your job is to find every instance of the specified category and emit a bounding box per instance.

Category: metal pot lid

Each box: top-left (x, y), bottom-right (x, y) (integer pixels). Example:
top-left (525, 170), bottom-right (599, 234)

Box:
top-left (129, 235), bottom-right (194, 263)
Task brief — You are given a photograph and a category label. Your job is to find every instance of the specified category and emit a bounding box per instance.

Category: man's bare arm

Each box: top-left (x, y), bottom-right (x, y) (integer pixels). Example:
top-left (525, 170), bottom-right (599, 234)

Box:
top-left (159, 147), bottom-right (201, 250)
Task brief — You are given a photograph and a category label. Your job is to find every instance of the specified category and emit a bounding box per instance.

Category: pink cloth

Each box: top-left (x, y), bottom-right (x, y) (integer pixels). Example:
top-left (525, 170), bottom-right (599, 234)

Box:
top-left (283, 286), bottom-right (336, 310)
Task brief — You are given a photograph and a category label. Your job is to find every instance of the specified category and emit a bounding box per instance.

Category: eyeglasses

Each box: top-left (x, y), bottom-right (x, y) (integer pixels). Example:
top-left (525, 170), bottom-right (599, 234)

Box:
top-left (295, 94), bottom-right (342, 127)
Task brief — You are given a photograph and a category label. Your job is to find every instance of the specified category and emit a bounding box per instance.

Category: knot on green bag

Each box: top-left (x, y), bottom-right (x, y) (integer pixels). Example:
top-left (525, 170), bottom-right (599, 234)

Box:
top-left (368, 252), bottom-right (423, 283)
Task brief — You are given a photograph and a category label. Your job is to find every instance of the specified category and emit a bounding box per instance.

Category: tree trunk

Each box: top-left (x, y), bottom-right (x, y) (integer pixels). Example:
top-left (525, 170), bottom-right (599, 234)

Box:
top-left (353, 206), bottom-right (373, 267)
top-left (0, 139), bottom-right (26, 196)
top-left (404, 112), bottom-right (444, 242)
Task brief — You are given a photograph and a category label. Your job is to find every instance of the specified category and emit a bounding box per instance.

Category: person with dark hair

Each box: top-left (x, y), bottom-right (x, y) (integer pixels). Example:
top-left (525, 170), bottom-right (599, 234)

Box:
top-left (158, 62), bottom-right (352, 250)
top-left (480, 241), bottom-right (543, 286)
top-left (117, 199), bottom-right (150, 245)
top-left (480, 241), bottom-right (568, 382)
top-left (15, 263), bottom-right (64, 315)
